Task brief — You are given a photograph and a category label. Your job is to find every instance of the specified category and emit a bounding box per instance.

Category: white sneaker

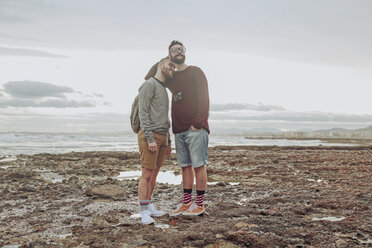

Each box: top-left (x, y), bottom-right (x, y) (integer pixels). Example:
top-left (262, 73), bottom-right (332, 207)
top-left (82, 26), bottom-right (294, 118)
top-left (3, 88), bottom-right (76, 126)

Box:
top-left (148, 203), bottom-right (166, 217)
top-left (141, 210), bottom-right (155, 225)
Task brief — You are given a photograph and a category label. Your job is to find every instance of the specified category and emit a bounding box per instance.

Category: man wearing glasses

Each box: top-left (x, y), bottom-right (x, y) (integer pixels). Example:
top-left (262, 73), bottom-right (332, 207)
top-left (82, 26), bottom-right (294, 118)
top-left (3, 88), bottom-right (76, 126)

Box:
top-left (145, 40), bottom-right (210, 216)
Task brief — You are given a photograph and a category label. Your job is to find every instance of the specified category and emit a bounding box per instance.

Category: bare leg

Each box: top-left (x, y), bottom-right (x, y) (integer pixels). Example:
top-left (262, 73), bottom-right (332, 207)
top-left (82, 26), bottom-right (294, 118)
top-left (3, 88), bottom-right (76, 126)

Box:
top-left (181, 166), bottom-right (194, 189)
top-left (138, 167), bottom-right (154, 201)
top-left (194, 165), bottom-right (207, 191)
top-left (147, 167), bottom-right (160, 199)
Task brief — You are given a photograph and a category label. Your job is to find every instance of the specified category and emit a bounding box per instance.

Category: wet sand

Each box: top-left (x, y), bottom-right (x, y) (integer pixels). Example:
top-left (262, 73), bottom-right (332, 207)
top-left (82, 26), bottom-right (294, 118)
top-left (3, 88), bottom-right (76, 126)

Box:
top-left (0, 145), bottom-right (371, 247)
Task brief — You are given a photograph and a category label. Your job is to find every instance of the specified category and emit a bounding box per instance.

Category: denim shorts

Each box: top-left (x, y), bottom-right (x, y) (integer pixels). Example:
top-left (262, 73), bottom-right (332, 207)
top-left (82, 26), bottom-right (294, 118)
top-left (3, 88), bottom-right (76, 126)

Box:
top-left (175, 128), bottom-right (209, 168)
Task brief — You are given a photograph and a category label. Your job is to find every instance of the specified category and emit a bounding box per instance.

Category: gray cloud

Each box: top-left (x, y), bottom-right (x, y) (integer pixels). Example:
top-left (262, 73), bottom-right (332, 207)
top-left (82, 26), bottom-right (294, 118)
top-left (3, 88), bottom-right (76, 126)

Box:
top-left (4, 81), bottom-right (73, 98)
top-left (0, 98), bottom-right (94, 108)
top-left (0, 14), bottom-right (30, 23)
top-left (0, 1), bottom-right (371, 68)
top-left (92, 93), bottom-right (104, 98)
top-left (210, 111), bottom-right (372, 123)
top-left (0, 111), bottom-right (128, 133)
top-left (211, 103), bottom-right (285, 112)
top-left (0, 46), bottom-right (69, 58)
top-left (0, 81), bottom-right (105, 108)
top-left (0, 33), bottom-right (44, 42)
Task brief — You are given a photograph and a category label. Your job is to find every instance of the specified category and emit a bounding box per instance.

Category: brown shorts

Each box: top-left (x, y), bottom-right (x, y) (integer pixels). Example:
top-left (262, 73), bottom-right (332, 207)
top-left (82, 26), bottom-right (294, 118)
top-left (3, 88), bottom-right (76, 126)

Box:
top-left (138, 129), bottom-right (168, 169)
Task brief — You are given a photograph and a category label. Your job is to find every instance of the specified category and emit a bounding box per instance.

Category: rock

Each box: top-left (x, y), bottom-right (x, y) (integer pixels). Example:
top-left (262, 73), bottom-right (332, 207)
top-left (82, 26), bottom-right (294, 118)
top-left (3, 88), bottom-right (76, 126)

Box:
top-left (92, 216), bottom-right (108, 229)
top-left (217, 181), bottom-right (227, 187)
top-left (215, 234), bottom-right (224, 239)
top-left (20, 185), bottom-right (37, 192)
top-left (28, 239), bottom-right (47, 248)
top-left (92, 169), bottom-right (105, 176)
top-left (85, 184), bottom-right (126, 200)
top-left (63, 218), bottom-right (73, 225)
top-left (131, 239), bottom-right (147, 247)
top-left (67, 175), bottom-right (80, 183)
top-left (204, 240), bottom-right (239, 248)
top-left (190, 240), bottom-right (206, 247)
top-left (142, 234), bottom-right (153, 240)
top-left (234, 222), bottom-right (248, 228)
top-left (335, 239), bottom-right (348, 248)
top-left (7, 172), bottom-right (27, 179)
top-left (247, 224), bottom-right (259, 228)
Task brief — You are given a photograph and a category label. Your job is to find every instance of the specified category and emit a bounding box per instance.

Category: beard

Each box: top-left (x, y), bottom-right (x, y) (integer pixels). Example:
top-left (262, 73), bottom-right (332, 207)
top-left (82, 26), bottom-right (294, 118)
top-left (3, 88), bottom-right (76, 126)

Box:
top-left (164, 71), bottom-right (174, 80)
top-left (162, 68), bottom-right (174, 80)
top-left (171, 54), bottom-right (186, 64)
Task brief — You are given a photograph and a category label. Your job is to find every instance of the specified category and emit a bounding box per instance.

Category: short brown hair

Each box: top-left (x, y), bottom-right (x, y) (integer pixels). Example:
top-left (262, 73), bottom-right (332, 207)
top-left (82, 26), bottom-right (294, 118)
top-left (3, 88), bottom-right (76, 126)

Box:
top-left (144, 57), bottom-right (168, 80)
top-left (157, 58), bottom-right (170, 69)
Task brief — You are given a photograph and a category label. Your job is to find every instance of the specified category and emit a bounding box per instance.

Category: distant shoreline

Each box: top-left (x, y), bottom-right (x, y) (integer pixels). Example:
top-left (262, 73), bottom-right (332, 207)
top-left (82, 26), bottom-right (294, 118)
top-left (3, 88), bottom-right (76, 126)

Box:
top-left (245, 136), bottom-right (372, 144)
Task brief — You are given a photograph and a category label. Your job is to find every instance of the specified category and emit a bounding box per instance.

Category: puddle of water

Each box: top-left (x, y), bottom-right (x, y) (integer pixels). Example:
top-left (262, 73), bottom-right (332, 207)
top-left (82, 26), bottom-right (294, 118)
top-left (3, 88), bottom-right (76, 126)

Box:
top-left (207, 182), bottom-right (218, 185)
top-left (117, 171), bottom-right (142, 180)
top-left (312, 216), bottom-right (346, 221)
top-left (155, 223), bottom-right (169, 229)
top-left (307, 178), bottom-right (327, 183)
top-left (34, 169), bottom-right (65, 183)
top-left (362, 239), bottom-right (372, 244)
top-left (117, 171), bottom-right (182, 185)
top-left (118, 170), bottom-right (240, 186)
top-left (207, 181), bottom-right (240, 186)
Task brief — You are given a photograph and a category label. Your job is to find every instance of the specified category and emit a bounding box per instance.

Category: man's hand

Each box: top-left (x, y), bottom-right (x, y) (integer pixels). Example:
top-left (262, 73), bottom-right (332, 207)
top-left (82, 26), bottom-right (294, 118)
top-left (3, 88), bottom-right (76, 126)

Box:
top-left (148, 142), bottom-right (157, 152)
top-left (190, 125), bottom-right (200, 131)
top-left (166, 146), bottom-right (172, 157)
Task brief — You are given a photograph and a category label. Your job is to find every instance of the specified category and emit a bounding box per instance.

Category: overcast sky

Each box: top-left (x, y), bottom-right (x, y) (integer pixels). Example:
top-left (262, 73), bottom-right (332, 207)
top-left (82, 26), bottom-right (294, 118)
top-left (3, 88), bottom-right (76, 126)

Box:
top-left (1, 0), bottom-right (372, 133)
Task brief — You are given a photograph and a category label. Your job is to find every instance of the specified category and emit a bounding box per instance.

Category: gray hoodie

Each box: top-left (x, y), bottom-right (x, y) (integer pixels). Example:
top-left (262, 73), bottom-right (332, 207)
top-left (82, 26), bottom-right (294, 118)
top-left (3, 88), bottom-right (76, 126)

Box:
top-left (138, 77), bottom-right (171, 145)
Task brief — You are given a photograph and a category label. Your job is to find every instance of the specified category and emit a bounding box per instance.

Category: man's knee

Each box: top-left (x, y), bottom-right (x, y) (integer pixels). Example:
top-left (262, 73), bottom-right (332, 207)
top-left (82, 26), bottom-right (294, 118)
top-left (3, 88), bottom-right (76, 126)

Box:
top-left (142, 168), bottom-right (154, 181)
top-left (151, 168), bottom-right (160, 178)
top-left (194, 165), bottom-right (206, 173)
top-left (182, 165), bottom-right (193, 172)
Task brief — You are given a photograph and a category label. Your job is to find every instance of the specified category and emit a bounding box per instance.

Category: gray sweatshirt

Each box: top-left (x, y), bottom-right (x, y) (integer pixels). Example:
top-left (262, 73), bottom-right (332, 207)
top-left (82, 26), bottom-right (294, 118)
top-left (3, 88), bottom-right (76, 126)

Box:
top-left (138, 77), bottom-right (171, 145)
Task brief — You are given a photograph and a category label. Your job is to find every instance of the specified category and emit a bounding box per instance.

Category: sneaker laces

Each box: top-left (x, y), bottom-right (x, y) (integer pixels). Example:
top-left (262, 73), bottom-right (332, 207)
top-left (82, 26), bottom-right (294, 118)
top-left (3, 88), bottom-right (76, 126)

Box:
top-left (175, 203), bottom-right (183, 211)
top-left (187, 203), bottom-right (198, 211)
top-left (148, 204), bottom-right (155, 212)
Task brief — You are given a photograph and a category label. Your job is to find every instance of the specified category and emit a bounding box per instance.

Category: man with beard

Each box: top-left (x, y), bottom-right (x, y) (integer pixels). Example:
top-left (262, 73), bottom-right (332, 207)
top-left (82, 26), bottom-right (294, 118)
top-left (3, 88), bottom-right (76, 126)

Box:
top-left (145, 41), bottom-right (210, 216)
top-left (137, 58), bottom-right (175, 224)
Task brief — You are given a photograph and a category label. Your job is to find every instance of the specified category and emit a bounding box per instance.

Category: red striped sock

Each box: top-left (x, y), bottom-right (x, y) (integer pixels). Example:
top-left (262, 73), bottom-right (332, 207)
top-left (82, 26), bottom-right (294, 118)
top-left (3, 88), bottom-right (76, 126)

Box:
top-left (195, 190), bottom-right (205, 206)
top-left (139, 200), bottom-right (149, 211)
top-left (183, 188), bottom-right (192, 205)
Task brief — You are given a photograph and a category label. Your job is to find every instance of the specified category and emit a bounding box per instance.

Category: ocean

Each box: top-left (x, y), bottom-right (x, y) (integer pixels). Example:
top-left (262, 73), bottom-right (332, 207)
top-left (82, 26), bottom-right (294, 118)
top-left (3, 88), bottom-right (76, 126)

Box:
top-left (0, 132), bottom-right (353, 156)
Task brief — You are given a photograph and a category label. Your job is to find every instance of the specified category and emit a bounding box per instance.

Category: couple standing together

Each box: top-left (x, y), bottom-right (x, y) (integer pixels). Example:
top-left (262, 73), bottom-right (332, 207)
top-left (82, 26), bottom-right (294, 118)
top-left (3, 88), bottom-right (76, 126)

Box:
top-left (136, 40), bottom-right (210, 225)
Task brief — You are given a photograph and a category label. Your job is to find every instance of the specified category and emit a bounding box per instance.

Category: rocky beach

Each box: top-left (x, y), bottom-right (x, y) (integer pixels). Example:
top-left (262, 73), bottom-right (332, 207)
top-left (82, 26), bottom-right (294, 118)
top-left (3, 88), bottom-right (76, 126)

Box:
top-left (1, 145), bottom-right (371, 248)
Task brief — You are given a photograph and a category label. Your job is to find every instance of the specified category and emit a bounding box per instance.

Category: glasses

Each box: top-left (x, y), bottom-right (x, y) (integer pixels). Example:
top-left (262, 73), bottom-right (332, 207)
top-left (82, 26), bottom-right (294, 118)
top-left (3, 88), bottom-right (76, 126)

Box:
top-left (170, 46), bottom-right (186, 54)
